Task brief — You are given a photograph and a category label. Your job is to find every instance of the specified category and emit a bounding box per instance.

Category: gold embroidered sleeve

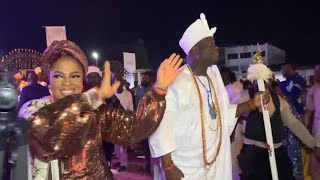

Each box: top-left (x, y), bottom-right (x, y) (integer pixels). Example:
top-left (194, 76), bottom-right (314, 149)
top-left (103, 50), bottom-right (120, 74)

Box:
top-left (100, 89), bottom-right (166, 146)
top-left (27, 94), bottom-right (95, 162)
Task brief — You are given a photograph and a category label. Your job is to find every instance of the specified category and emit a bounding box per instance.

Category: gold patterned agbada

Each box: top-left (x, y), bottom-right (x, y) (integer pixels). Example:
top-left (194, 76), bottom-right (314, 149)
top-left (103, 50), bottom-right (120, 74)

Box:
top-left (21, 88), bottom-right (166, 179)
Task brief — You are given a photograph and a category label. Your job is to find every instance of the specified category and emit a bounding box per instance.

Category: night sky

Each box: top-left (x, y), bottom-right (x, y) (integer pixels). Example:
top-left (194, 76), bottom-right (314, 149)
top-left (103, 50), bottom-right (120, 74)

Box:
top-left (1, 0), bottom-right (319, 68)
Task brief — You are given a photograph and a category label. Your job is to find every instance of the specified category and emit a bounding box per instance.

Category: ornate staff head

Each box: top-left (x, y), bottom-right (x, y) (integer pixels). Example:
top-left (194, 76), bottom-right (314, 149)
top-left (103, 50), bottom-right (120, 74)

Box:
top-left (252, 44), bottom-right (263, 64)
top-left (247, 44), bottom-right (273, 82)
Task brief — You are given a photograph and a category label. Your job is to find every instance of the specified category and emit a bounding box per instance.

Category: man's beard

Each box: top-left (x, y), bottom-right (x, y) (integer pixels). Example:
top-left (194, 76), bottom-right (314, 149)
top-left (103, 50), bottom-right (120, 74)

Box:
top-left (141, 81), bottom-right (150, 87)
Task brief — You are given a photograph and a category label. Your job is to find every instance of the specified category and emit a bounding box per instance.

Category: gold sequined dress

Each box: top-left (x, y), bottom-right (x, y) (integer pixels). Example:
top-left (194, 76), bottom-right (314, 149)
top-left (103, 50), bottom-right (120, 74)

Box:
top-left (19, 88), bottom-right (166, 180)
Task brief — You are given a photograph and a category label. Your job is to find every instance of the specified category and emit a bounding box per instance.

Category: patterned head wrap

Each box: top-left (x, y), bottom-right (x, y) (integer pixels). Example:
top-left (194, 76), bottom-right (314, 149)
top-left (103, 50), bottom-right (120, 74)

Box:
top-left (42, 40), bottom-right (88, 79)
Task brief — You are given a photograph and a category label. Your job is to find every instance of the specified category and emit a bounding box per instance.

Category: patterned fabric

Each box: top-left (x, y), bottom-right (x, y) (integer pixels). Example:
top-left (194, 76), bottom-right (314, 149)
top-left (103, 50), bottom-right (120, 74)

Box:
top-left (279, 73), bottom-right (306, 114)
top-left (19, 88), bottom-right (166, 179)
top-left (282, 97), bottom-right (303, 180)
top-left (279, 74), bottom-right (306, 180)
top-left (41, 40), bottom-right (89, 78)
top-left (282, 127), bottom-right (303, 180)
top-left (134, 86), bottom-right (151, 110)
top-left (18, 84), bottom-right (51, 111)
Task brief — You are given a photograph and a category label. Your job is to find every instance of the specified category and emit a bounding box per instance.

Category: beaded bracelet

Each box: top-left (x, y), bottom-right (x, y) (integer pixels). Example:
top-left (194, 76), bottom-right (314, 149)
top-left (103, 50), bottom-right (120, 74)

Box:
top-left (153, 85), bottom-right (167, 95)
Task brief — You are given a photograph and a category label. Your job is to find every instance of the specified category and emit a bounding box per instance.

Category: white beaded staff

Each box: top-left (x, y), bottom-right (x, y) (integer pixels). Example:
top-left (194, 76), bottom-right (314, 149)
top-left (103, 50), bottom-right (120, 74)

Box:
top-left (246, 45), bottom-right (279, 180)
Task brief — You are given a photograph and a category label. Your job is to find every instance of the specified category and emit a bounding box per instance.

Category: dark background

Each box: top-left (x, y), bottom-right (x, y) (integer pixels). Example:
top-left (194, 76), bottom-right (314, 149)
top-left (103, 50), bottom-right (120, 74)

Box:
top-left (1, 0), bottom-right (319, 67)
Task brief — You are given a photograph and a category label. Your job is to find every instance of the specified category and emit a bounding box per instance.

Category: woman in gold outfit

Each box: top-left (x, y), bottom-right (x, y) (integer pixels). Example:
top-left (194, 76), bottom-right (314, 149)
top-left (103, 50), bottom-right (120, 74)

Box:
top-left (19, 40), bottom-right (183, 180)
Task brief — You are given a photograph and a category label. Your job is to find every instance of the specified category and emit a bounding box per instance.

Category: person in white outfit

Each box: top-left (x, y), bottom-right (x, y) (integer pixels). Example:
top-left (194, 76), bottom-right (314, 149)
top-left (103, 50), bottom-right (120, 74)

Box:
top-left (113, 75), bottom-right (134, 172)
top-left (149, 13), bottom-right (270, 180)
top-left (306, 64), bottom-right (320, 180)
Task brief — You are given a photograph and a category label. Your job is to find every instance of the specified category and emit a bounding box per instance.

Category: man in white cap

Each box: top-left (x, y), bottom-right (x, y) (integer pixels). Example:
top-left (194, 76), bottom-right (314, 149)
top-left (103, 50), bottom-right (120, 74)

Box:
top-left (149, 13), bottom-right (267, 179)
top-left (84, 66), bottom-right (116, 173)
top-left (84, 65), bottom-right (103, 89)
top-left (113, 72), bottom-right (134, 172)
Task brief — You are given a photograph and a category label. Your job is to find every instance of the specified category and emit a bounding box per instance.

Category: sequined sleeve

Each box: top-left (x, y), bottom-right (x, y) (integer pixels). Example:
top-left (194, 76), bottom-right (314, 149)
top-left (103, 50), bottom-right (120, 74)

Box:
top-left (27, 90), bottom-right (100, 162)
top-left (100, 89), bottom-right (166, 146)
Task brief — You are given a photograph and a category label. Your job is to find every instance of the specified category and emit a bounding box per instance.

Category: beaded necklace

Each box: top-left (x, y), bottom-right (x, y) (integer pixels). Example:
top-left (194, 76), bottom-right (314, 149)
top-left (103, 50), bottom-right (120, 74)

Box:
top-left (187, 65), bottom-right (222, 168)
top-left (194, 75), bottom-right (217, 120)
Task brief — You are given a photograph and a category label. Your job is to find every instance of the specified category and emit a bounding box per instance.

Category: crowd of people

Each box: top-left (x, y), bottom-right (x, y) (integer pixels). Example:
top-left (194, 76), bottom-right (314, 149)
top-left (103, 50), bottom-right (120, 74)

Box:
top-left (8, 13), bottom-right (320, 180)
top-left (222, 63), bottom-right (320, 180)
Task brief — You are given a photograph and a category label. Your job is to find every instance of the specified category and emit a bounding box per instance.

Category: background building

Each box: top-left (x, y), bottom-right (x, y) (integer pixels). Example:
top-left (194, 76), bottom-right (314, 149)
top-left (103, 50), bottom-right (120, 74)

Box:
top-left (224, 43), bottom-right (286, 74)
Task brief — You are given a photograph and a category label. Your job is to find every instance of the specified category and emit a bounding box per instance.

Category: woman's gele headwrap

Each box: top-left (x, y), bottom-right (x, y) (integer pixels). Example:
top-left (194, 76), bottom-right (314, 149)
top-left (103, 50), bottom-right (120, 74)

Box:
top-left (42, 40), bottom-right (88, 78)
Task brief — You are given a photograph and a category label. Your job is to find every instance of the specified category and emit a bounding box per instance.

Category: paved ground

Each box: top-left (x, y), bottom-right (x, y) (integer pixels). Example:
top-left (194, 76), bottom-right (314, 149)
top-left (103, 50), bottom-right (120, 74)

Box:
top-left (111, 150), bottom-right (153, 180)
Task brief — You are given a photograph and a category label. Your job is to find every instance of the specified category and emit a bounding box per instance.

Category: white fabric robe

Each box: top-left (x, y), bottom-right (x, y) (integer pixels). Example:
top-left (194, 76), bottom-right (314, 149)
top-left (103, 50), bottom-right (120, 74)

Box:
top-left (149, 65), bottom-right (238, 180)
top-left (115, 88), bottom-right (134, 166)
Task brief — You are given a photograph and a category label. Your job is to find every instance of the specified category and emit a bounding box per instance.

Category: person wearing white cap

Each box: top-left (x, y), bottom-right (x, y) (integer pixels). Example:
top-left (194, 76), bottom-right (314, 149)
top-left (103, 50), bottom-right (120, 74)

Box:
top-left (84, 65), bottom-right (117, 172)
top-left (149, 13), bottom-right (269, 180)
top-left (85, 66), bottom-right (103, 90)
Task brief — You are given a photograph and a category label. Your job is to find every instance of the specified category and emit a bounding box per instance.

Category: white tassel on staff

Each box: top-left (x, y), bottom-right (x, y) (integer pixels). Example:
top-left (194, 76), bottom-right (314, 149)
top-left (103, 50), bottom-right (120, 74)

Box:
top-left (247, 45), bottom-right (279, 180)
